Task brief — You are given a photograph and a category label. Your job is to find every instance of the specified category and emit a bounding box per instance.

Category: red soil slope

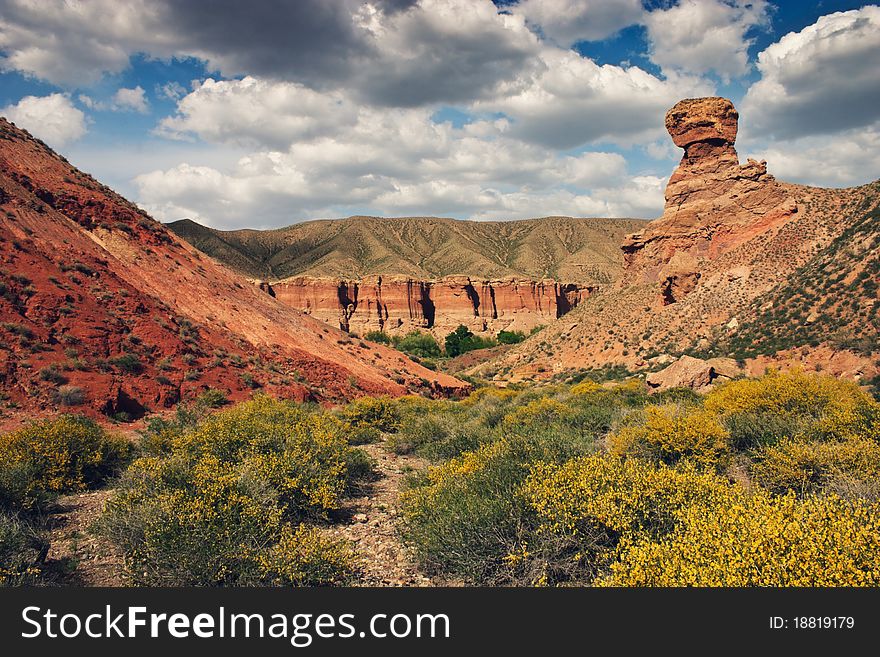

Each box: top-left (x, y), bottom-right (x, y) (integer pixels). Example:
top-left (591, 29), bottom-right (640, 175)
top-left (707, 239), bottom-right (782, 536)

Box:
top-left (0, 119), bottom-right (466, 423)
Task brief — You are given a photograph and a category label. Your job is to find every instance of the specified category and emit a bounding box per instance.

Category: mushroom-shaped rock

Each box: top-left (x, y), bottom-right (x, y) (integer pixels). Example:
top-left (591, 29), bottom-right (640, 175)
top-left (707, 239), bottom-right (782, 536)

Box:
top-left (665, 97), bottom-right (738, 148)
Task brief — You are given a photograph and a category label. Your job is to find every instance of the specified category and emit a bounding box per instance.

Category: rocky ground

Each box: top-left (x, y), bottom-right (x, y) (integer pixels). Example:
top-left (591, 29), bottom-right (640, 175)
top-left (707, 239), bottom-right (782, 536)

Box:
top-left (328, 441), bottom-right (456, 587)
top-left (43, 489), bottom-right (125, 586)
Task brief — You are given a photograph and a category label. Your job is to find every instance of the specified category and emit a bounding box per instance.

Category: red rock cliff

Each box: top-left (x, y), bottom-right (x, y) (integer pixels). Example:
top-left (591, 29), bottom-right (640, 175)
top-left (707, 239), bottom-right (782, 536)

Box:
top-left (621, 97), bottom-right (795, 301)
top-left (266, 275), bottom-right (593, 337)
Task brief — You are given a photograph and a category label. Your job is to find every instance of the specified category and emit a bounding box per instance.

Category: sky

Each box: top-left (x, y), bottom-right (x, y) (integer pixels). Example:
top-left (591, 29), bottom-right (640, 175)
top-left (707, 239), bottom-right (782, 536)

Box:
top-left (0, 0), bottom-right (878, 229)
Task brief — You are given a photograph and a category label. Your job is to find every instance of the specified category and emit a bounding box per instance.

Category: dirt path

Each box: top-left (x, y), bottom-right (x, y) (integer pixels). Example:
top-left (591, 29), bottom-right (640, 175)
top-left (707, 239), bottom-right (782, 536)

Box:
top-left (44, 489), bottom-right (126, 586)
top-left (329, 441), bottom-right (451, 586)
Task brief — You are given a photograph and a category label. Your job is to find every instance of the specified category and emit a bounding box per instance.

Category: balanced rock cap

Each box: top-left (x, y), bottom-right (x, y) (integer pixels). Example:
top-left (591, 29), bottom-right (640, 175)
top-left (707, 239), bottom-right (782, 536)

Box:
top-left (665, 97), bottom-right (738, 150)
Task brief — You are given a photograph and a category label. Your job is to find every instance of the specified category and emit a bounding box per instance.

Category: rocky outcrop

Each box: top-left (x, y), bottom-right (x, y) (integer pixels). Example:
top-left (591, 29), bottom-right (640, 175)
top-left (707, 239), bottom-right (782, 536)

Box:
top-left (646, 355), bottom-right (741, 393)
top-left (621, 97), bottom-right (794, 296)
top-left (266, 275), bottom-right (593, 337)
top-left (477, 95), bottom-right (875, 382)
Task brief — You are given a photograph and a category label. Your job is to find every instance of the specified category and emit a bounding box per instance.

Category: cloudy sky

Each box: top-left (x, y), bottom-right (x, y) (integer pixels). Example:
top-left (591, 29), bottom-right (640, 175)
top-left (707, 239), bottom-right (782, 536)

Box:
top-left (1, 0), bottom-right (878, 228)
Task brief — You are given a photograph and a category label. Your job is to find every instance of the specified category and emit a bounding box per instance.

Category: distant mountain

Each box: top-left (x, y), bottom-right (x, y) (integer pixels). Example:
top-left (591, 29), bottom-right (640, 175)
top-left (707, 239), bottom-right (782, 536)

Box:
top-left (168, 215), bottom-right (643, 286)
top-left (0, 118), bottom-right (465, 423)
top-left (475, 97), bottom-right (879, 384)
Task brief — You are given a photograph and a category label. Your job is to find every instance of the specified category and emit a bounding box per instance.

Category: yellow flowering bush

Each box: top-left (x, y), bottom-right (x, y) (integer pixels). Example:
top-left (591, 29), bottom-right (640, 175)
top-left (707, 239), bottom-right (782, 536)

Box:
top-left (609, 405), bottom-right (730, 468)
top-left (500, 397), bottom-right (571, 434)
top-left (260, 525), bottom-right (356, 586)
top-left (751, 436), bottom-right (880, 497)
top-left (603, 492), bottom-right (880, 586)
top-left (570, 380), bottom-right (603, 396)
top-left (99, 396), bottom-right (359, 585)
top-left (0, 415), bottom-right (131, 511)
top-left (339, 395), bottom-right (401, 433)
top-left (705, 369), bottom-right (880, 441)
top-left (519, 456), bottom-right (730, 584)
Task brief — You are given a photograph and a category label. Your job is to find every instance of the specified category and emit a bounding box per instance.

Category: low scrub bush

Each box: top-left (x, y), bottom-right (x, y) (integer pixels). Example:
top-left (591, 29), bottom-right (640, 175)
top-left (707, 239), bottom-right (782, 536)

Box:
top-left (603, 491), bottom-right (880, 586)
top-left (0, 415), bottom-right (131, 512)
top-left (704, 369), bottom-right (880, 441)
top-left (98, 396), bottom-right (361, 585)
top-left (0, 511), bottom-right (48, 586)
top-left (751, 436), bottom-right (880, 497)
top-left (609, 405), bottom-right (730, 469)
top-left (339, 396), bottom-right (401, 433)
top-left (393, 331), bottom-right (441, 359)
top-left (399, 433), bottom-right (591, 584)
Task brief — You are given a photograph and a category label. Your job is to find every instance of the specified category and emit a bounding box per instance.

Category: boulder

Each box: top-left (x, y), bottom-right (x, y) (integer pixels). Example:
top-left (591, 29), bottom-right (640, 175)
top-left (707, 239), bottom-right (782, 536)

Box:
top-left (646, 355), bottom-right (741, 393)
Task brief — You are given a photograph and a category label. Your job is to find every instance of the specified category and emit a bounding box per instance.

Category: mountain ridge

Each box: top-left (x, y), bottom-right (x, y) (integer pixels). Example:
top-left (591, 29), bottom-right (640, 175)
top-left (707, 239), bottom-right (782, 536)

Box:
top-left (168, 215), bottom-right (644, 284)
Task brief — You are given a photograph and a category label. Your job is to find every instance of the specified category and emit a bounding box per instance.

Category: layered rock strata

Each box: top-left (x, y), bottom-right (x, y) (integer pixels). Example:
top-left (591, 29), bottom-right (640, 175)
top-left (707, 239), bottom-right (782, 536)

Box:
top-left (264, 275), bottom-right (593, 337)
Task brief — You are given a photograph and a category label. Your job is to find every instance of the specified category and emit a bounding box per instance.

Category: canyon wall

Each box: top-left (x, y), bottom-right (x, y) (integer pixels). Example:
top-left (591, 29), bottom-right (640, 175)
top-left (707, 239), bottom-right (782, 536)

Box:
top-left (264, 275), bottom-right (593, 337)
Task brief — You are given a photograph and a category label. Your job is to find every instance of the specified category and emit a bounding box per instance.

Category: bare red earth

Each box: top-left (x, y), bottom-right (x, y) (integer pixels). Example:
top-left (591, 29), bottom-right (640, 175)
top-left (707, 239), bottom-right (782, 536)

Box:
top-left (0, 119), bottom-right (466, 426)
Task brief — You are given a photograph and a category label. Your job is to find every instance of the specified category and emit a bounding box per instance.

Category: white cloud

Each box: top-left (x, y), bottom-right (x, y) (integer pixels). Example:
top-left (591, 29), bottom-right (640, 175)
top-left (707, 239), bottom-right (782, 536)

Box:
top-left (112, 86), bottom-right (149, 113)
top-left (513, 0), bottom-right (643, 45)
top-left (741, 6), bottom-right (880, 140)
top-left (1, 93), bottom-right (87, 147)
top-left (644, 0), bottom-right (769, 80)
top-left (157, 81), bottom-right (187, 100)
top-left (135, 79), bottom-right (666, 228)
top-left (157, 77), bottom-right (358, 148)
top-left (744, 123), bottom-right (880, 188)
top-left (0, 0), bottom-right (172, 85)
top-left (475, 47), bottom-right (713, 149)
top-left (79, 86), bottom-right (150, 113)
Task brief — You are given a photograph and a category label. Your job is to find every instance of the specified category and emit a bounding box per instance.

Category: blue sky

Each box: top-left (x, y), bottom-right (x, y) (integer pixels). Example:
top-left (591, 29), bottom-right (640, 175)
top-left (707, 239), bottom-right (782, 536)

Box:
top-left (1, 0), bottom-right (878, 228)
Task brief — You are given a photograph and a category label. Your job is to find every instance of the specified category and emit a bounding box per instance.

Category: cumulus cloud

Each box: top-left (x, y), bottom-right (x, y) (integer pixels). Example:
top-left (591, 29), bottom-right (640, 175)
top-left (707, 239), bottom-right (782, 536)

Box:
top-left (514, 0), bottom-right (644, 45)
top-left (645, 0), bottom-right (770, 80)
top-left (744, 123), bottom-right (880, 188)
top-left (0, 0), bottom-right (535, 107)
top-left (79, 86), bottom-right (150, 113)
top-left (741, 6), bottom-right (880, 140)
top-left (112, 86), bottom-right (149, 113)
top-left (135, 84), bottom-right (667, 228)
top-left (0, 0), bottom-right (171, 85)
top-left (1, 93), bottom-right (87, 147)
top-left (156, 77), bottom-right (358, 148)
top-left (476, 47), bottom-right (713, 149)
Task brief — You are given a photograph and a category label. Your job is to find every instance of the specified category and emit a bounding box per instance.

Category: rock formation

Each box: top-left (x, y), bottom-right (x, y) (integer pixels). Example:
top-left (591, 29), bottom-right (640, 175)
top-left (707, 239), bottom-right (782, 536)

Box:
top-left (264, 275), bottom-right (592, 337)
top-left (477, 96), bottom-right (878, 383)
top-left (621, 97), bottom-right (793, 297)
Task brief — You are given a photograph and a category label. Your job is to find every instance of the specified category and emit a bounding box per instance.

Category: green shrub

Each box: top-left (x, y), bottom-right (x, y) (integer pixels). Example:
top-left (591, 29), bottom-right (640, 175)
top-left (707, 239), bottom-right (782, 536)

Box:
top-left (393, 331), bottom-right (441, 359)
top-left (497, 330), bottom-right (526, 345)
top-left (340, 396), bottom-right (401, 433)
top-left (0, 511), bottom-right (48, 586)
top-left (196, 388), bottom-right (228, 408)
top-left (444, 325), bottom-right (497, 357)
top-left (399, 433), bottom-right (590, 584)
top-left (364, 331), bottom-right (392, 345)
top-left (0, 415), bottom-right (131, 512)
top-left (110, 353), bottom-right (143, 374)
top-left (98, 396), bottom-right (360, 585)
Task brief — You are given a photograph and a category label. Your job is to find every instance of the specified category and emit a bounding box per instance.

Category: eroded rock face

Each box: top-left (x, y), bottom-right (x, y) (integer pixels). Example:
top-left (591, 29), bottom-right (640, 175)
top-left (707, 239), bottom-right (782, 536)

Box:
top-left (621, 96), bottom-right (793, 296)
top-left (268, 275), bottom-right (593, 337)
